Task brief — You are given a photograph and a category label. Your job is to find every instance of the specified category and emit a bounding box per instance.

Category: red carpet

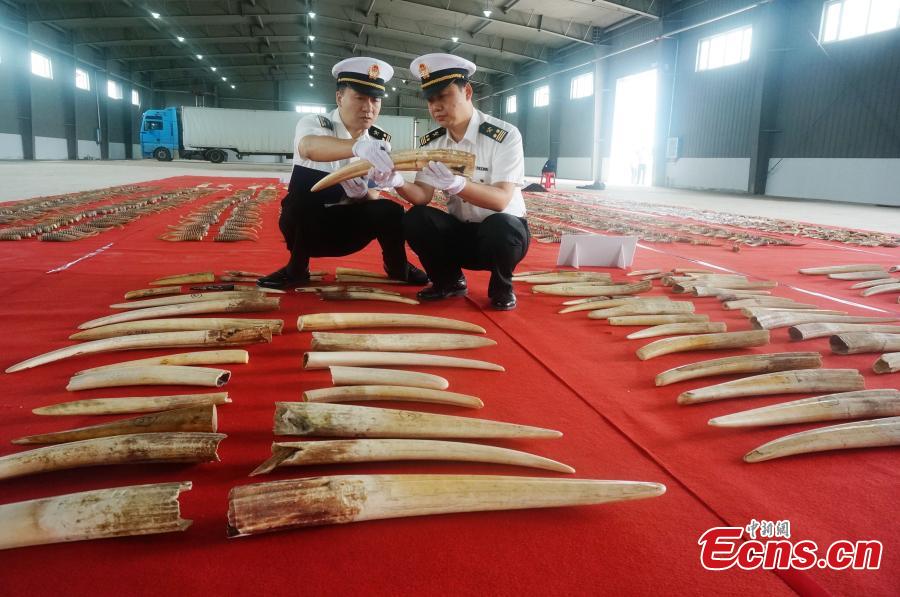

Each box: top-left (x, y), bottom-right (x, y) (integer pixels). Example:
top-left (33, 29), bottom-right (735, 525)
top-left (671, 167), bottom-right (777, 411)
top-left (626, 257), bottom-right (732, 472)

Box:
top-left (0, 177), bottom-right (896, 596)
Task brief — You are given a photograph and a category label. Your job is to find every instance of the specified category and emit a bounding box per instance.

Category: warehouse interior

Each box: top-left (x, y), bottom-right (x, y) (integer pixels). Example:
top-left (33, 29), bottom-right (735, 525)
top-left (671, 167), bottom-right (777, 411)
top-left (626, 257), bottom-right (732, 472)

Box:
top-left (0, 1), bottom-right (898, 595)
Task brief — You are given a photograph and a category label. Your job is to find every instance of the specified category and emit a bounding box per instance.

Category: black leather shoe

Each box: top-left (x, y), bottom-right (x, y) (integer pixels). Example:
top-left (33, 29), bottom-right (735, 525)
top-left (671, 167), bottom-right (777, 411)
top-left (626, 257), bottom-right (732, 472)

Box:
top-left (386, 262), bottom-right (429, 285)
top-left (416, 276), bottom-right (468, 301)
top-left (490, 290), bottom-right (517, 311)
top-left (257, 267), bottom-right (310, 289)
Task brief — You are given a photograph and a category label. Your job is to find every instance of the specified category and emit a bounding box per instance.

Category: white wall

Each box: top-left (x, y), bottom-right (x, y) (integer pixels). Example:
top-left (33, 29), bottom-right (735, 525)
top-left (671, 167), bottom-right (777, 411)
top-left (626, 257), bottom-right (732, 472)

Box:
top-left (109, 142), bottom-right (126, 160)
top-left (766, 158), bottom-right (900, 207)
top-left (34, 136), bottom-right (68, 160)
top-left (665, 158), bottom-right (750, 192)
top-left (0, 133), bottom-right (24, 159)
top-left (78, 140), bottom-right (101, 159)
top-left (557, 157), bottom-right (592, 181)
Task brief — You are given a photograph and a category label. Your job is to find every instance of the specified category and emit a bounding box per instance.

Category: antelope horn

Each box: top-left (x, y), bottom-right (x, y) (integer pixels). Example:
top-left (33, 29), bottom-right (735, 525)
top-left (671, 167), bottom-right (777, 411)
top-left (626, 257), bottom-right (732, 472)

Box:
top-left (310, 332), bottom-right (495, 352)
top-left (673, 280), bottom-right (776, 293)
top-left (75, 350), bottom-right (248, 375)
top-left (626, 322), bottom-right (727, 340)
top-left (609, 314), bottom-right (710, 326)
top-left (677, 368), bottom-right (865, 404)
top-left (310, 149), bottom-right (476, 192)
top-left (70, 318), bottom-right (283, 341)
top-left (335, 267), bottom-right (387, 278)
top-left (319, 291), bottom-right (419, 305)
top-left (33, 392), bottom-right (230, 416)
top-left (722, 298), bottom-right (821, 310)
top-left (828, 270), bottom-right (889, 280)
top-left (330, 366), bottom-right (448, 390)
top-left (78, 297), bottom-right (281, 330)
top-left (274, 402), bottom-right (559, 438)
top-left (636, 330), bottom-right (770, 360)
top-left (297, 313), bottom-right (485, 334)
top-left (335, 275), bottom-right (406, 284)
top-left (852, 277), bottom-right (898, 289)
top-left (533, 281), bottom-right (651, 297)
top-left (124, 286), bottom-right (181, 300)
top-left (861, 283), bottom-right (900, 297)
top-left (0, 432), bottom-right (225, 481)
top-left (304, 351), bottom-right (504, 371)
top-left (788, 323), bottom-right (900, 340)
top-left (110, 290), bottom-right (267, 310)
top-left (303, 385), bottom-right (483, 408)
top-left (798, 264), bottom-right (886, 275)
top-left (250, 439), bottom-right (574, 476)
top-left (587, 301), bottom-right (695, 319)
top-left (12, 405), bottom-right (218, 444)
top-left (751, 313), bottom-right (899, 330)
top-left (874, 352), bottom-right (900, 374)
top-left (0, 481), bottom-right (192, 551)
top-left (559, 297), bottom-right (656, 314)
top-left (149, 272), bottom-right (215, 286)
top-left (709, 389), bottom-right (900, 427)
top-left (655, 352), bottom-right (823, 386)
top-left (6, 328), bottom-right (272, 373)
top-left (744, 416), bottom-right (900, 462)
top-left (227, 474), bottom-right (666, 536)
top-left (67, 365), bottom-right (231, 391)
top-left (830, 332), bottom-right (900, 355)
top-left (693, 287), bottom-right (772, 297)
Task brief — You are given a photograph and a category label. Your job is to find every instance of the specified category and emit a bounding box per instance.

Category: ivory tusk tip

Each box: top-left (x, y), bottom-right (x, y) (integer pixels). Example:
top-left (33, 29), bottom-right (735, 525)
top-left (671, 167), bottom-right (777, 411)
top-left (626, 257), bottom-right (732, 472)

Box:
top-left (677, 393), bottom-right (697, 405)
top-left (743, 450), bottom-right (767, 463)
top-left (707, 417), bottom-right (734, 427)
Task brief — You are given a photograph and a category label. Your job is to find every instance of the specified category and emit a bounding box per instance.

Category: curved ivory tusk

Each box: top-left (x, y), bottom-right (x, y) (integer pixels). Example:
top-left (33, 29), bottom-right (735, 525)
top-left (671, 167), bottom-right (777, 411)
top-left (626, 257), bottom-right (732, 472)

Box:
top-left (798, 264), bottom-right (885, 275)
top-left (851, 277), bottom-right (898, 289)
top-left (335, 275), bottom-right (405, 284)
top-left (70, 318), bottom-right (283, 341)
top-left (274, 402), bottom-right (559, 438)
top-left (227, 474), bottom-right (667, 536)
top-left (0, 481), bottom-right (193, 550)
top-left (6, 328), bottom-right (272, 373)
top-left (0, 432), bottom-right (225, 481)
top-left (587, 301), bottom-right (695, 319)
top-left (828, 270), bottom-right (888, 281)
top-left (74, 350), bottom-right (248, 375)
top-left (751, 313), bottom-right (899, 330)
top-left (33, 392), bottom-right (231, 416)
top-left (297, 313), bottom-right (485, 334)
top-left (558, 297), bottom-right (657, 314)
top-left (335, 267), bottom-right (387, 278)
top-left (655, 352), bottom-right (823, 386)
top-left (627, 269), bottom-right (662, 276)
top-left (561, 295), bottom-right (619, 306)
top-left (740, 307), bottom-right (848, 318)
top-left (515, 273), bottom-right (612, 284)
top-left (830, 332), bottom-right (900, 355)
top-left (723, 298), bottom-right (821, 310)
top-left (787, 322), bottom-right (900, 340)
top-left (673, 280), bottom-right (776, 293)
top-left (512, 270), bottom-right (556, 277)
top-left (310, 332), bottom-right (496, 352)
top-left (626, 322), bottom-right (727, 340)
top-left (330, 366), bottom-right (449, 390)
top-left (319, 291), bottom-right (419, 305)
top-left (873, 352), bottom-right (900, 374)
top-left (13, 405), bottom-right (218, 444)
top-left (110, 290), bottom-right (268, 310)
top-left (608, 314), bottom-right (710, 326)
top-left (149, 272), bottom-right (215, 286)
top-left (636, 330), bottom-right (769, 360)
top-left (296, 285), bottom-right (401, 296)
top-left (694, 287), bottom-right (772, 297)
top-left (125, 286), bottom-right (182, 300)
top-left (310, 149), bottom-right (476, 191)
top-left (744, 416), bottom-right (900, 462)
top-left (304, 351), bottom-right (504, 371)
top-left (861, 283), bottom-right (900, 297)
top-left (303, 385), bottom-right (483, 408)
top-left (250, 439), bottom-right (574, 476)
top-left (677, 368), bottom-right (865, 404)
top-left (709, 389), bottom-right (900, 427)
top-left (67, 365), bottom-right (231, 391)
top-left (533, 281), bottom-right (651, 297)
top-left (78, 297), bottom-right (281, 330)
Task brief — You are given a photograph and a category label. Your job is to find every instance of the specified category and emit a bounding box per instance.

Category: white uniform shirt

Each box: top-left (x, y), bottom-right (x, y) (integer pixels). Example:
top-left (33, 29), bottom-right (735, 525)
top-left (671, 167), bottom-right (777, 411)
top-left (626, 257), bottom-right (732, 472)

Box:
top-left (416, 109), bottom-right (526, 223)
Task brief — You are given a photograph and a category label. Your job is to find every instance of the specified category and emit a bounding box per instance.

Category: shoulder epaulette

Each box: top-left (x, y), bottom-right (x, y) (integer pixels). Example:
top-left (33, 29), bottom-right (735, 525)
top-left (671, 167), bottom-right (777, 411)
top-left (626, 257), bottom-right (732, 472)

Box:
top-left (367, 125), bottom-right (391, 142)
top-left (479, 122), bottom-right (509, 143)
top-left (316, 115), bottom-right (334, 131)
top-left (419, 127), bottom-right (446, 147)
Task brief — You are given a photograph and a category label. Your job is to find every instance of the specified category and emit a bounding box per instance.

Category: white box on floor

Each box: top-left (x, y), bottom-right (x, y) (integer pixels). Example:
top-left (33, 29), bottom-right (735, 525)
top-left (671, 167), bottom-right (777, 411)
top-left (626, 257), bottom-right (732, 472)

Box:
top-left (556, 233), bottom-right (637, 268)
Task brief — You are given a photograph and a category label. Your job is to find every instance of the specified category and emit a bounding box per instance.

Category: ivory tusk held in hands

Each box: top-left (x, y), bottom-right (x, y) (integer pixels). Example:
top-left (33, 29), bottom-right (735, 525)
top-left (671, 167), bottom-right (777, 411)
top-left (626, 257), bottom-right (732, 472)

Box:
top-left (311, 149), bottom-right (476, 191)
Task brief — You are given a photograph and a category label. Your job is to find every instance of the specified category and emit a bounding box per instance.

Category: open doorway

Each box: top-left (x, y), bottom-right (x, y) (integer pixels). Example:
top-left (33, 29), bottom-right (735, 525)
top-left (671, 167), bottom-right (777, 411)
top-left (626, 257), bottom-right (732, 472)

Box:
top-left (608, 68), bottom-right (657, 186)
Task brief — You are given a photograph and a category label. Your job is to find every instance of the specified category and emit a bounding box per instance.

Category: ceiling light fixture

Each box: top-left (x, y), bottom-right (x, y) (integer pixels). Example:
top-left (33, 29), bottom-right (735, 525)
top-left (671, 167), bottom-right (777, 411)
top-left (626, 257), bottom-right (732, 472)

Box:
top-left (150, 12), bottom-right (160, 19)
top-left (211, 67), bottom-right (217, 72)
top-left (176, 36), bottom-right (185, 42)
top-left (196, 54), bottom-right (203, 59)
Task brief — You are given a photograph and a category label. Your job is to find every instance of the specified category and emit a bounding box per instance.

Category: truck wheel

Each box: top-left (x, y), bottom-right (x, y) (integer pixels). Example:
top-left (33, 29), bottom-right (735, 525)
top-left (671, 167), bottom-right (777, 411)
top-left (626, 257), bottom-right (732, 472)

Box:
top-left (207, 149), bottom-right (227, 164)
top-left (153, 147), bottom-right (172, 161)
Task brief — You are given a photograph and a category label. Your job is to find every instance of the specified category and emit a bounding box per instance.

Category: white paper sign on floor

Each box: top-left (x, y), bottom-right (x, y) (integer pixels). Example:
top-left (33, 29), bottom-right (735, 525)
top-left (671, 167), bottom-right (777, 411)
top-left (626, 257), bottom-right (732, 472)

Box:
top-left (556, 233), bottom-right (637, 268)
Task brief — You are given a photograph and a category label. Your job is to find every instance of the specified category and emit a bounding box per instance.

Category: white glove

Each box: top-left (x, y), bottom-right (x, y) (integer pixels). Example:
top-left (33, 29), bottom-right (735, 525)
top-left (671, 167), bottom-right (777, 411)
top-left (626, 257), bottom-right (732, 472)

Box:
top-left (352, 137), bottom-right (393, 173)
top-left (367, 167), bottom-right (405, 189)
top-left (420, 161), bottom-right (466, 195)
top-left (339, 176), bottom-right (369, 199)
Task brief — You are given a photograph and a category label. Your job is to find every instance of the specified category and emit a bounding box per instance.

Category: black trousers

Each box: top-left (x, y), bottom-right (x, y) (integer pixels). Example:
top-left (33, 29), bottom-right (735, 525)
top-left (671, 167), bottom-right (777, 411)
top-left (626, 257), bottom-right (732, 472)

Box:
top-left (403, 205), bottom-right (530, 297)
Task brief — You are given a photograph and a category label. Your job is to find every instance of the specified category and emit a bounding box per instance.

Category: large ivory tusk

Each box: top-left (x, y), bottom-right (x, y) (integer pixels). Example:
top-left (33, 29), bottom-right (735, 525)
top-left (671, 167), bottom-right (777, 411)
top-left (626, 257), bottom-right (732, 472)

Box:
top-left (310, 149), bottom-right (476, 191)
top-left (740, 307), bottom-right (848, 318)
top-left (110, 290), bottom-right (268, 310)
top-left (0, 432), bottom-right (225, 481)
top-left (124, 286), bottom-right (182, 300)
top-left (296, 285), bottom-right (401, 296)
top-left (78, 297), bottom-right (281, 330)
top-left (515, 273), bottom-right (612, 284)
top-left (533, 281), bottom-right (651, 297)
top-left (744, 416), bottom-right (900, 462)
top-left (828, 270), bottom-right (888, 281)
top-left (33, 392), bottom-right (231, 416)
top-left (297, 313), bottom-right (485, 334)
top-left (787, 322), bottom-right (900, 341)
top-left (626, 322), bottom-right (727, 340)
top-left (636, 330), bottom-right (770, 360)
top-left (74, 350), bottom-right (248, 375)
top-left (67, 365), bottom-right (231, 391)
top-left (304, 351), bottom-right (504, 371)
top-left (310, 332), bottom-right (496, 352)
top-left (798, 264), bottom-right (886, 275)
top-left (319, 291), bottom-right (419, 305)
top-left (608, 314), bottom-right (710, 326)
top-left (709, 389), bottom-right (900, 427)
top-left (149, 272), bottom-right (215, 286)
top-left (655, 352), bottom-right (823, 386)
top-left (558, 297), bottom-right (665, 314)
top-left (303, 385), bottom-right (483, 408)
top-left (12, 405), bottom-right (218, 444)
top-left (873, 352), bottom-right (900, 374)
top-left (250, 440), bottom-right (574, 476)
top-left (677, 368), bottom-right (865, 404)
top-left (851, 277), bottom-right (898, 290)
top-left (330, 366), bottom-right (449, 390)
top-left (861, 283), bottom-right (900, 297)
top-left (587, 301), bottom-right (695, 319)
top-left (274, 402), bottom-right (559, 438)
top-left (0, 481), bottom-right (192, 550)
top-left (751, 313), bottom-right (899, 330)
top-left (673, 280), bottom-right (776, 293)
top-left (70, 318), bottom-right (283, 340)
top-left (227, 474), bottom-right (667, 536)
top-left (335, 267), bottom-right (387, 278)
top-left (6, 328), bottom-right (271, 373)
top-left (723, 298), bottom-right (821, 310)
top-left (693, 287), bottom-right (772, 297)
top-left (830, 332), bottom-right (900, 354)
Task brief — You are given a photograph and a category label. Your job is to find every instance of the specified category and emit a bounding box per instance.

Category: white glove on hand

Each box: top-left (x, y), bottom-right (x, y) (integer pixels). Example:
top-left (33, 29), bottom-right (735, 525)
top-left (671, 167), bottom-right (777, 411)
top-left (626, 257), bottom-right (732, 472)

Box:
top-left (352, 137), bottom-right (393, 173)
top-left (420, 161), bottom-right (466, 195)
top-left (339, 176), bottom-right (369, 200)
top-left (367, 167), bottom-right (405, 189)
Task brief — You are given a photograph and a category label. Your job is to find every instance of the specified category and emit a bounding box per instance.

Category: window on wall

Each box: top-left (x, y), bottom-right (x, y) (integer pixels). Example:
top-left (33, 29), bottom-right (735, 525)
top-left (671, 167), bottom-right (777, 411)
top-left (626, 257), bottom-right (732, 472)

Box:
top-left (533, 85), bottom-right (549, 107)
top-left (295, 104), bottom-right (326, 114)
top-left (75, 68), bottom-right (90, 91)
top-left (131, 89), bottom-right (140, 106)
top-left (820, 0), bottom-right (900, 43)
top-left (107, 80), bottom-right (123, 100)
top-left (30, 51), bottom-right (53, 79)
top-left (505, 95), bottom-right (517, 114)
top-left (570, 72), bottom-right (594, 99)
top-left (695, 26), bottom-right (753, 71)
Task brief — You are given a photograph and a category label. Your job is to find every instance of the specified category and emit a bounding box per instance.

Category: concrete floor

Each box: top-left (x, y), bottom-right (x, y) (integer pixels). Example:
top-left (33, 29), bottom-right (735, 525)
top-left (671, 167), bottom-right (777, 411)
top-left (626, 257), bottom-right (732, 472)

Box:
top-left (0, 160), bottom-right (896, 234)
